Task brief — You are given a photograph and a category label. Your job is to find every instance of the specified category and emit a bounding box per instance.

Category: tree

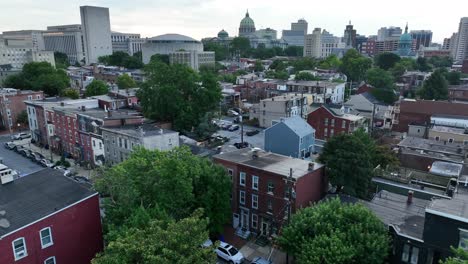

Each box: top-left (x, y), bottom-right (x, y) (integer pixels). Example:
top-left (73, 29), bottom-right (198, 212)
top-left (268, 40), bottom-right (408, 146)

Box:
top-left (417, 69), bottom-right (448, 100)
top-left (319, 55), bottom-right (342, 70)
top-left (61, 88), bottom-right (80, 99)
top-left (416, 57), bottom-right (433, 72)
top-left (204, 42), bottom-right (229, 61)
top-left (340, 49), bottom-right (372, 82)
top-left (149, 54), bottom-right (170, 65)
top-left (254, 60), bottom-right (264, 72)
top-left (278, 198), bottom-right (389, 264)
top-left (85, 80), bottom-right (108, 97)
top-left (117, 74), bottom-right (137, 89)
top-left (230, 37), bottom-right (251, 57)
top-left (366, 68), bottom-right (397, 104)
top-left (295, 72), bottom-right (318, 81)
top-left (445, 71), bottom-right (461, 85)
top-left (374, 52), bottom-right (401, 70)
top-left (54, 52), bottom-right (70, 69)
top-left (269, 60), bottom-right (287, 71)
top-left (318, 133), bottom-right (374, 198)
top-left (291, 57), bottom-right (317, 71)
top-left (429, 56), bottom-right (453, 68)
top-left (95, 147), bottom-right (231, 235)
top-left (92, 209), bottom-right (217, 264)
top-left (98, 51), bottom-right (143, 69)
top-left (440, 245), bottom-right (468, 264)
top-left (138, 61), bottom-right (221, 132)
top-left (16, 110), bottom-right (29, 126)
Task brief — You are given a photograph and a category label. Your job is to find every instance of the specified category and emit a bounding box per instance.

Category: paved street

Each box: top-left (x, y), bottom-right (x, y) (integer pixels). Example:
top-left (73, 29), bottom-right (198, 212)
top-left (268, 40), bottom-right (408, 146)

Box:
top-left (0, 135), bottom-right (43, 177)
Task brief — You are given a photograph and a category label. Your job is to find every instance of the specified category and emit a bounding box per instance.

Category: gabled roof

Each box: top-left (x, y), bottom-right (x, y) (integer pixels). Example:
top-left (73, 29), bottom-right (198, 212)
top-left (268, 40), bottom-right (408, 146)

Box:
top-left (270, 116), bottom-right (315, 138)
top-left (0, 169), bottom-right (96, 238)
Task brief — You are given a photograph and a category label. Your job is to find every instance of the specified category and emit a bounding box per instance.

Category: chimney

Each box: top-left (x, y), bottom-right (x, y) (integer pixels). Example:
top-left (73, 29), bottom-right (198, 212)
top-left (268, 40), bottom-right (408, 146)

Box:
top-left (252, 148), bottom-right (259, 159)
top-left (81, 105), bottom-right (86, 112)
top-left (407, 190), bottom-right (414, 204)
top-left (60, 102), bottom-right (65, 106)
top-left (308, 162), bottom-right (315, 171)
top-left (107, 110), bottom-right (112, 118)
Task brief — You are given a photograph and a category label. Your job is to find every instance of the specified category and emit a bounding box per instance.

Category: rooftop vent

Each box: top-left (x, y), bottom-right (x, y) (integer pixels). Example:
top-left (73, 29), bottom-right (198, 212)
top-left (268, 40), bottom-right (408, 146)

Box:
top-left (407, 190), bottom-right (414, 204)
top-left (308, 162), bottom-right (315, 171)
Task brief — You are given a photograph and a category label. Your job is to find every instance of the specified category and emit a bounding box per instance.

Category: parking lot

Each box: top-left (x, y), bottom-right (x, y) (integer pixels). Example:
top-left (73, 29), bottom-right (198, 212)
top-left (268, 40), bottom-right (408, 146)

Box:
top-left (0, 135), bottom-right (44, 177)
top-left (215, 118), bottom-right (265, 153)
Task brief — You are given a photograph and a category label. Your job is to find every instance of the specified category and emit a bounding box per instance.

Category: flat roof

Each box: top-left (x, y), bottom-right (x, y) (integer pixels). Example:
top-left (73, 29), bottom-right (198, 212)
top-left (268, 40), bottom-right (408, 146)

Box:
top-left (398, 137), bottom-right (467, 156)
top-left (430, 161), bottom-right (463, 178)
top-left (101, 123), bottom-right (177, 137)
top-left (426, 189), bottom-right (468, 223)
top-left (0, 169), bottom-right (96, 238)
top-left (213, 148), bottom-right (323, 179)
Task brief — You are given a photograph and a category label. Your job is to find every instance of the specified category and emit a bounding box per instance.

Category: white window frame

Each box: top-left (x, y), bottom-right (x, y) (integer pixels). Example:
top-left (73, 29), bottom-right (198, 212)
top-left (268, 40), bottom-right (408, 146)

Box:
top-left (252, 214), bottom-right (258, 229)
top-left (267, 181), bottom-right (274, 194)
top-left (12, 237), bottom-right (27, 261)
top-left (459, 228), bottom-right (468, 250)
top-left (40, 227), bottom-right (53, 248)
top-left (239, 190), bottom-right (245, 205)
top-left (44, 256), bottom-right (56, 264)
top-left (252, 194), bottom-right (258, 209)
top-left (252, 175), bottom-right (259, 190)
top-left (239, 172), bottom-right (246, 186)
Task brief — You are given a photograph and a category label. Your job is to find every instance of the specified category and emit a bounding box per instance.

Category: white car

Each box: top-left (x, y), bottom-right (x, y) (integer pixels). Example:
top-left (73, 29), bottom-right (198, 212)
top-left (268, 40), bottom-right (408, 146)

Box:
top-left (215, 242), bottom-right (244, 264)
top-left (54, 165), bottom-right (71, 176)
top-left (11, 132), bottom-right (31, 140)
top-left (40, 159), bottom-right (54, 168)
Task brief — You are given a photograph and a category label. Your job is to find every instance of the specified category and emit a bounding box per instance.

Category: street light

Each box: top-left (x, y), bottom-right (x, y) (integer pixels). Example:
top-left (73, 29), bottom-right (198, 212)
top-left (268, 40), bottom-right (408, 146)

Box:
top-left (17, 123), bottom-right (21, 133)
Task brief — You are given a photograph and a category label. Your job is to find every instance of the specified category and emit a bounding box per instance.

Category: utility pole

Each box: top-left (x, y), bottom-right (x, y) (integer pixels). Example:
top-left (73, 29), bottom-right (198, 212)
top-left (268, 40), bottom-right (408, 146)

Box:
top-left (370, 103), bottom-right (376, 134)
top-left (286, 168), bottom-right (294, 264)
top-left (240, 109), bottom-right (244, 144)
top-left (300, 86), bottom-right (305, 118)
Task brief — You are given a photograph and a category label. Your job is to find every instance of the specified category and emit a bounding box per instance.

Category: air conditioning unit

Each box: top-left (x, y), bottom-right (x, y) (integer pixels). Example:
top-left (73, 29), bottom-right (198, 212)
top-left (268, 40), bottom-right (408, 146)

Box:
top-left (1, 174), bottom-right (13, 184)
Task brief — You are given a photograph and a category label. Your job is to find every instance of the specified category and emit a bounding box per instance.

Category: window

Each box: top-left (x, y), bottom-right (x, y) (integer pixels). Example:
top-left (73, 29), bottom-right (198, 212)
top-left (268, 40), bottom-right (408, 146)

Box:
top-left (342, 121), bottom-right (346, 128)
top-left (448, 138), bottom-right (454, 143)
top-left (330, 129), bottom-right (334, 137)
top-left (331, 118), bottom-right (335, 127)
top-left (267, 200), bottom-right (273, 213)
top-left (402, 244), bottom-right (419, 264)
top-left (267, 181), bottom-right (274, 194)
top-left (410, 247), bottom-right (419, 264)
top-left (459, 229), bottom-right (468, 250)
top-left (239, 172), bottom-right (246, 186)
top-left (252, 214), bottom-right (258, 229)
top-left (40, 227), bottom-right (53, 248)
top-left (93, 140), bottom-right (96, 147)
top-left (252, 194), bottom-right (258, 209)
top-left (12, 237), bottom-right (27, 260)
top-left (44, 256), bottom-right (56, 264)
top-left (402, 244), bottom-right (410, 262)
top-left (435, 136), bottom-right (440, 141)
top-left (239, 191), bottom-right (245, 205)
top-left (252, 176), bottom-right (259, 190)
top-left (119, 138), bottom-right (122, 148)
top-left (324, 118), bottom-right (328, 125)
top-left (324, 128), bottom-right (328, 137)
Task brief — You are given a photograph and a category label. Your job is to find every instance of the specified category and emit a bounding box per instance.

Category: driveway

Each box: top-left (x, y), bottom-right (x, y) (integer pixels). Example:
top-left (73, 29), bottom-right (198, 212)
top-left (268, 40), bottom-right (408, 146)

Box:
top-left (0, 135), bottom-right (44, 177)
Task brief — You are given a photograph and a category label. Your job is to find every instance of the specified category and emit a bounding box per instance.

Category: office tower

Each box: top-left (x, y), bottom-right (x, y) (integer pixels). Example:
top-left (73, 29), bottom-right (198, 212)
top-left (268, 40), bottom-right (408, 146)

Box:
top-left (410, 30), bottom-right (433, 50)
top-left (43, 24), bottom-right (85, 65)
top-left (454, 17), bottom-right (468, 62)
top-left (80, 6), bottom-right (112, 64)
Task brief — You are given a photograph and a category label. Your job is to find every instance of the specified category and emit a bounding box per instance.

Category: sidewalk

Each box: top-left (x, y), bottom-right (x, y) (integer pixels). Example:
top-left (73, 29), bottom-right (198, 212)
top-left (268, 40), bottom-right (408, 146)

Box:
top-left (239, 241), bottom-right (289, 264)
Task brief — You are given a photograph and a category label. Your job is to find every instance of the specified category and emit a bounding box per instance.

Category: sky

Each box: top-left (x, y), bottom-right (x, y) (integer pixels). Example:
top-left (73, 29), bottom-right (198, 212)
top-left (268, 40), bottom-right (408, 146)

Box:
top-left (1, 0), bottom-right (467, 43)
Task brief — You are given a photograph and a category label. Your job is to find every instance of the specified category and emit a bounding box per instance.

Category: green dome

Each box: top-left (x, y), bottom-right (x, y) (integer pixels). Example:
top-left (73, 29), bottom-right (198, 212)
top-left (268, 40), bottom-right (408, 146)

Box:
top-left (240, 11), bottom-right (255, 27)
top-left (217, 29), bottom-right (229, 38)
top-left (399, 24), bottom-right (412, 43)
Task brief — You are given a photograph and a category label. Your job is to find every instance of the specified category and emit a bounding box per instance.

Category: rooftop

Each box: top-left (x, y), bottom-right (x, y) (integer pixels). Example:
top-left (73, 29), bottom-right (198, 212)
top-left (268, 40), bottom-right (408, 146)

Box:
top-left (268, 116), bottom-right (315, 138)
top-left (398, 136), bottom-right (467, 156)
top-left (101, 123), bottom-right (177, 138)
top-left (364, 190), bottom-right (430, 240)
top-left (262, 94), bottom-right (304, 102)
top-left (213, 148), bottom-right (323, 179)
top-left (286, 80), bottom-right (345, 88)
top-left (74, 109), bottom-right (142, 121)
top-left (430, 125), bottom-right (468, 135)
top-left (426, 188), bottom-right (468, 223)
top-left (0, 169), bottom-right (96, 238)
top-left (147, 33), bottom-right (199, 43)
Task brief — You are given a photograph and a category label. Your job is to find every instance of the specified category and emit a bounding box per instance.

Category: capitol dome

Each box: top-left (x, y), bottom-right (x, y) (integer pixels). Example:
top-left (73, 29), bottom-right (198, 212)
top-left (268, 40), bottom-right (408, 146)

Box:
top-left (239, 11), bottom-right (256, 37)
top-left (398, 24), bottom-right (413, 57)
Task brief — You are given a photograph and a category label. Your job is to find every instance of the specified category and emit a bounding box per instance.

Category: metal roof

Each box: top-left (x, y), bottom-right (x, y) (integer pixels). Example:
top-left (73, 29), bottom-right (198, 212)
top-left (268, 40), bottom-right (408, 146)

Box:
top-left (148, 33), bottom-right (199, 43)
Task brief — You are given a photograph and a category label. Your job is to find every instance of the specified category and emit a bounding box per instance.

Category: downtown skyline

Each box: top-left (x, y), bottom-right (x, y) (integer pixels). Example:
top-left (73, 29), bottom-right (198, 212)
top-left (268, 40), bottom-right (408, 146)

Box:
top-left (1, 0), bottom-right (467, 43)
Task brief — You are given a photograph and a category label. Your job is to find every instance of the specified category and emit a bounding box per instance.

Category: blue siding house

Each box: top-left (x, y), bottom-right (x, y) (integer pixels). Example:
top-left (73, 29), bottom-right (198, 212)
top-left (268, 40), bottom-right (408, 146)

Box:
top-left (264, 116), bottom-right (315, 158)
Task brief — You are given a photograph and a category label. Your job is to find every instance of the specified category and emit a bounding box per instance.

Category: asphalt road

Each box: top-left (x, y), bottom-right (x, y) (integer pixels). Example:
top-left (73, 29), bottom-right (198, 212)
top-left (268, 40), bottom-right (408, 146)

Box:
top-left (0, 135), bottom-right (44, 177)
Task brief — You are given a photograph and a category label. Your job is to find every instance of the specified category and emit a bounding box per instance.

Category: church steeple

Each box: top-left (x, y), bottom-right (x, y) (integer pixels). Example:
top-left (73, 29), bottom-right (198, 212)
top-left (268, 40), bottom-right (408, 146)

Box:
top-left (405, 22), bottom-right (408, 34)
top-left (246, 9), bottom-right (249, 17)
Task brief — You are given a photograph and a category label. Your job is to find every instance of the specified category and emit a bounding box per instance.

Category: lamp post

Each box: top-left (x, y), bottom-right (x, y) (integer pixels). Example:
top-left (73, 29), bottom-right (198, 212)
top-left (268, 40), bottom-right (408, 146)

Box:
top-left (17, 123), bottom-right (21, 133)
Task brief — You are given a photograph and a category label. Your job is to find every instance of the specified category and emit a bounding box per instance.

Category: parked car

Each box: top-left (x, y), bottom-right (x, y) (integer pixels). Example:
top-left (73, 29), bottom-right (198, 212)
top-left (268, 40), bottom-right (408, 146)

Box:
top-left (227, 109), bottom-right (239, 117)
top-left (234, 142), bottom-right (249, 149)
top-left (222, 123), bottom-right (232, 130)
top-left (20, 149), bottom-right (33, 158)
top-left (14, 145), bottom-right (25, 153)
top-left (40, 159), bottom-right (54, 167)
top-left (228, 125), bottom-right (240, 131)
top-left (4, 142), bottom-right (16, 150)
top-left (246, 130), bottom-right (260, 136)
top-left (215, 242), bottom-right (244, 264)
top-left (73, 176), bottom-right (91, 184)
top-left (54, 166), bottom-right (71, 177)
top-left (30, 152), bottom-right (45, 163)
top-left (251, 257), bottom-right (273, 264)
top-left (11, 132), bottom-right (31, 140)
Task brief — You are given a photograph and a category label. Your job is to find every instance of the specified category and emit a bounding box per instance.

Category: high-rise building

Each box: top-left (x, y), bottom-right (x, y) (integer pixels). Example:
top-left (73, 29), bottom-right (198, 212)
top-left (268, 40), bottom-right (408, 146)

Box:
top-left (80, 6), bottom-right (112, 64)
top-left (410, 30), bottom-right (432, 50)
top-left (304, 28), bottom-right (322, 57)
top-left (282, 19), bottom-right (308, 47)
top-left (1, 30), bottom-right (45, 51)
top-left (454, 17), bottom-right (468, 63)
top-left (111, 32), bottom-right (144, 55)
top-left (0, 37), bottom-right (55, 69)
top-left (43, 24), bottom-right (85, 65)
top-left (343, 22), bottom-right (357, 48)
top-left (377, 27), bottom-right (402, 41)
top-left (304, 28), bottom-right (343, 58)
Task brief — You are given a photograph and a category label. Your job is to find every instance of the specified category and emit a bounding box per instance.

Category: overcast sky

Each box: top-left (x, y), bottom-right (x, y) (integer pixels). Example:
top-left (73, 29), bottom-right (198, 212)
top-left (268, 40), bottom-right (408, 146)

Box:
top-left (1, 0), bottom-right (467, 43)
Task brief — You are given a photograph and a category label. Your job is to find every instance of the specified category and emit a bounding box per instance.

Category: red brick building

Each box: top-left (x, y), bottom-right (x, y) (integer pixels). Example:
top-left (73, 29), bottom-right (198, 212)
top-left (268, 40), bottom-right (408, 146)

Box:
top-left (0, 169), bottom-right (103, 264)
top-left (392, 100), bottom-right (468, 133)
top-left (307, 105), bottom-right (367, 140)
top-left (213, 148), bottom-right (326, 238)
top-left (449, 85), bottom-right (468, 102)
top-left (0, 89), bottom-right (43, 131)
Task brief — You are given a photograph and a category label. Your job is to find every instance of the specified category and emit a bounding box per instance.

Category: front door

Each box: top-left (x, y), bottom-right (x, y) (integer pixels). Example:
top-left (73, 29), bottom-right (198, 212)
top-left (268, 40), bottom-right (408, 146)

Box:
top-left (261, 220), bottom-right (269, 236)
top-left (241, 209), bottom-right (249, 230)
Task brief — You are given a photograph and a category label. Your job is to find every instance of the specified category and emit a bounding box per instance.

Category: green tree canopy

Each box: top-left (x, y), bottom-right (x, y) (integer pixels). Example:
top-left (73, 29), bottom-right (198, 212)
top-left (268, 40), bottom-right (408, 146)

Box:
top-left (95, 147), bottom-right (231, 235)
top-left (254, 60), bottom-right (264, 72)
top-left (85, 79), bottom-right (108, 97)
top-left (98, 51), bottom-right (144, 69)
top-left (374, 52), bottom-right (401, 70)
top-left (2, 62), bottom-right (69, 96)
top-left (269, 60), bottom-right (287, 71)
top-left (445, 71), bottom-right (461, 85)
top-left (92, 209), bottom-right (216, 264)
top-left (366, 68), bottom-right (397, 104)
top-left (295, 72), bottom-right (318, 81)
top-left (230, 37), bottom-right (251, 57)
top-left (61, 88), bottom-right (80, 99)
top-left (278, 198), bottom-right (389, 264)
top-left (291, 57), bottom-right (317, 72)
top-left (340, 49), bottom-right (372, 82)
top-left (319, 55), bottom-right (342, 70)
top-left (428, 56), bottom-right (453, 68)
top-left (440, 245), bottom-right (468, 264)
top-left (16, 110), bottom-right (29, 126)
top-left (149, 54), bottom-right (170, 65)
top-left (138, 60), bottom-right (221, 132)
top-left (284, 46), bottom-right (303, 57)
top-left (54, 52), bottom-right (70, 69)
top-left (117, 74), bottom-right (137, 89)
top-left (204, 42), bottom-right (229, 61)
top-left (416, 57), bottom-right (433, 72)
top-left (417, 69), bottom-right (448, 100)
